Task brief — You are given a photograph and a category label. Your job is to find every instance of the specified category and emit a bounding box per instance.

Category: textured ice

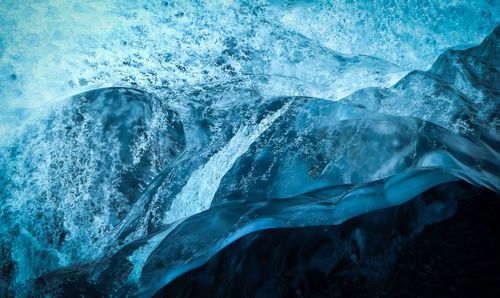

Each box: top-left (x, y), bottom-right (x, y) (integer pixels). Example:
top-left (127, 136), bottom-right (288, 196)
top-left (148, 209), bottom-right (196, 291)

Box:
top-left (38, 102), bottom-right (497, 296)
top-left (341, 26), bottom-right (500, 138)
top-left (24, 27), bottom-right (500, 296)
top-left (0, 1), bottom-right (499, 297)
top-left (1, 0), bottom-right (498, 137)
top-left (0, 87), bottom-right (185, 291)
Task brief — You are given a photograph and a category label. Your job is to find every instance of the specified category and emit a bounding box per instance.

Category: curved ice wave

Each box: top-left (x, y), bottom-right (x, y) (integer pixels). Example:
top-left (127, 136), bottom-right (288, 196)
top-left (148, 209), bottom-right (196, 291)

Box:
top-left (35, 97), bottom-right (499, 297)
top-left (1, 18), bottom-right (499, 298)
top-left (38, 169), bottom-right (497, 297)
top-left (128, 169), bottom-right (464, 296)
top-left (31, 26), bottom-right (499, 297)
top-left (212, 97), bottom-right (498, 204)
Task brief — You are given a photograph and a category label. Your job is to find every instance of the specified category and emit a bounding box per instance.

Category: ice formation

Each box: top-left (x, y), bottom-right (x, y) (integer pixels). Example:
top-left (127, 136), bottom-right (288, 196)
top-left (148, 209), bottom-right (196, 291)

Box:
top-left (0, 1), bottom-right (498, 297)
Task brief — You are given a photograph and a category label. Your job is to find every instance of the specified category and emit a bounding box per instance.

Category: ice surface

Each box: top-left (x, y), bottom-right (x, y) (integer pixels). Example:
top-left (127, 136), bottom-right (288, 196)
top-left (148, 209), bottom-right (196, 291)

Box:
top-left (29, 33), bottom-right (500, 294)
top-left (0, 1), bottom-right (499, 297)
top-left (1, 0), bottom-right (498, 138)
top-left (341, 26), bottom-right (500, 138)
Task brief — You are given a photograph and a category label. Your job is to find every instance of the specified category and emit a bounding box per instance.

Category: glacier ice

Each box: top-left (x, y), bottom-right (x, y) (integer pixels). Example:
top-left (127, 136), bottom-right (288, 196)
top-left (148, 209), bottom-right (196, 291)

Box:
top-left (0, 87), bottom-right (185, 292)
top-left (23, 26), bottom-right (500, 296)
top-left (35, 95), bottom-right (498, 295)
top-left (0, 1), bottom-right (499, 297)
top-left (341, 26), bottom-right (500, 138)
